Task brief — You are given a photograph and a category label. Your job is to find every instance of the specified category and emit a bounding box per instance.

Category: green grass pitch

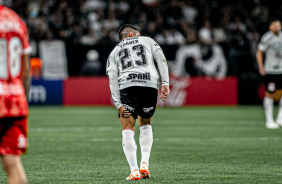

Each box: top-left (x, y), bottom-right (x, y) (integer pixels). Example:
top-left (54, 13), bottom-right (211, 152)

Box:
top-left (1, 106), bottom-right (282, 184)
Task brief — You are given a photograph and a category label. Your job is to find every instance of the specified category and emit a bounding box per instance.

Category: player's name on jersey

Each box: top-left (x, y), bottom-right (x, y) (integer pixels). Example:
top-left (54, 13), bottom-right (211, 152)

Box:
top-left (0, 82), bottom-right (24, 95)
top-left (0, 20), bottom-right (21, 33)
top-left (119, 39), bottom-right (139, 48)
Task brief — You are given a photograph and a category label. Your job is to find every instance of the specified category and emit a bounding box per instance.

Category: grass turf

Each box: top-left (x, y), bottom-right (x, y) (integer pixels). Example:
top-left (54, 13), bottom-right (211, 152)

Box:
top-left (1, 106), bottom-right (282, 183)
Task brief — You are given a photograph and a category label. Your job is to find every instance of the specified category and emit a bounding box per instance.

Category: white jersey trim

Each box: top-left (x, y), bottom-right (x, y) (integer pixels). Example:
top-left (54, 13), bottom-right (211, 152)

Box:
top-left (23, 46), bottom-right (32, 55)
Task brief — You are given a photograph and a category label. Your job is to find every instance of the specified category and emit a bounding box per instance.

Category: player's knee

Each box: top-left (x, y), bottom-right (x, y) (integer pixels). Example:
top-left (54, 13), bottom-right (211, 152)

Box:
top-left (2, 160), bottom-right (14, 172)
top-left (140, 122), bottom-right (151, 126)
top-left (2, 158), bottom-right (26, 183)
top-left (17, 177), bottom-right (27, 184)
top-left (2, 163), bottom-right (9, 173)
top-left (139, 117), bottom-right (151, 126)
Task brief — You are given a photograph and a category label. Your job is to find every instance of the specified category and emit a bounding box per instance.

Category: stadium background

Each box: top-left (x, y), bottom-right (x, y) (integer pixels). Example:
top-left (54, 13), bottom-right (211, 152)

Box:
top-left (2, 0), bottom-right (282, 183)
top-left (4, 0), bottom-right (280, 106)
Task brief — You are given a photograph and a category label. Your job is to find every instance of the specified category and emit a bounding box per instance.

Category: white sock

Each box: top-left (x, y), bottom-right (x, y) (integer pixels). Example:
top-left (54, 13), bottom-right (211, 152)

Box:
top-left (139, 125), bottom-right (153, 166)
top-left (276, 97), bottom-right (282, 121)
top-left (263, 97), bottom-right (274, 123)
top-left (122, 130), bottom-right (138, 173)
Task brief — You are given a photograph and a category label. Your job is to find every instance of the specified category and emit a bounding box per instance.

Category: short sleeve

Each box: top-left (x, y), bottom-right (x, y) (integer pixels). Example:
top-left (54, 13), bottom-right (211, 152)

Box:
top-left (258, 34), bottom-right (270, 52)
top-left (258, 41), bottom-right (267, 52)
top-left (20, 21), bottom-right (32, 55)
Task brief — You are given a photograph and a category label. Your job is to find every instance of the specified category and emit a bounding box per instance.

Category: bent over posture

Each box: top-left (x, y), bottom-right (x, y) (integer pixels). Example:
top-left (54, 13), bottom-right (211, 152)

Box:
top-left (0, 2), bottom-right (31, 184)
top-left (107, 24), bottom-right (170, 180)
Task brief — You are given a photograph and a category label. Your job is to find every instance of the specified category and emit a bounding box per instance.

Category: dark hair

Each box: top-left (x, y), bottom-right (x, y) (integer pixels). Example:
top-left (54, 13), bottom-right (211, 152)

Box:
top-left (269, 18), bottom-right (281, 26)
top-left (118, 24), bottom-right (140, 40)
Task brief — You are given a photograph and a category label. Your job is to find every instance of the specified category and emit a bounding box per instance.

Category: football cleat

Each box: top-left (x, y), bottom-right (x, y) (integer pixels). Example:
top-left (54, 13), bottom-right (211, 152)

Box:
top-left (140, 162), bottom-right (150, 179)
top-left (126, 169), bottom-right (140, 180)
top-left (265, 121), bottom-right (279, 129)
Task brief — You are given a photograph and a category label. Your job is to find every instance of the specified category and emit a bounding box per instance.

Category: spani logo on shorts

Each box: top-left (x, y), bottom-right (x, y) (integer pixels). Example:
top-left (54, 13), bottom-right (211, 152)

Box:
top-left (124, 104), bottom-right (135, 111)
top-left (143, 107), bottom-right (154, 113)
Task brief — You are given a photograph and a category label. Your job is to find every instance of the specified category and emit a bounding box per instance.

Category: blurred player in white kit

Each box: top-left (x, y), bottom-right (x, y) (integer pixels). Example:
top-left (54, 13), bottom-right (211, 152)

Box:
top-left (257, 19), bottom-right (282, 129)
top-left (107, 24), bottom-right (170, 180)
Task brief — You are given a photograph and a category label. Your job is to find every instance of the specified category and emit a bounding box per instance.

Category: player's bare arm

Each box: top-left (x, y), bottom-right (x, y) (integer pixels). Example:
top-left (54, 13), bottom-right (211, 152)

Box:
top-left (21, 54), bottom-right (31, 98)
top-left (256, 49), bottom-right (265, 76)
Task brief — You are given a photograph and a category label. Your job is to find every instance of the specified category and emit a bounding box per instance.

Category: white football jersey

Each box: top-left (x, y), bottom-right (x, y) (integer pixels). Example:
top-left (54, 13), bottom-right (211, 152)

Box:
top-left (106, 36), bottom-right (162, 90)
top-left (258, 31), bottom-right (282, 74)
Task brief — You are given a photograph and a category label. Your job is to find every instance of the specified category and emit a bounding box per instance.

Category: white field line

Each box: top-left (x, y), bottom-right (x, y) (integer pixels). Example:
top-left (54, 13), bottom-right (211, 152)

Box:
top-left (162, 137), bottom-right (282, 142)
top-left (154, 137), bottom-right (282, 142)
top-left (30, 137), bottom-right (282, 142)
top-left (30, 125), bottom-right (265, 132)
top-left (154, 120), bottom-right (264, 125)
top-left (30, 127), bottom-right (115, 132)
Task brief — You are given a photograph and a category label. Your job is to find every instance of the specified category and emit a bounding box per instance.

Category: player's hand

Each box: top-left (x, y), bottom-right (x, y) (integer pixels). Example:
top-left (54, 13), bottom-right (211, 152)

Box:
top-left (118, 106), bottom-right (132, 118)
top-left (160, 85), bottom-right (170, 102)
top-left (259, 67), bottom-right (265, 76)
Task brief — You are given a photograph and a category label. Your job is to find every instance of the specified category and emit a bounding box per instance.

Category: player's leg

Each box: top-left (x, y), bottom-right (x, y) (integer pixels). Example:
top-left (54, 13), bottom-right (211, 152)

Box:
top-left (119, 87), bottom-right (140, 180)
top-left (139, 117), bottom-right (153, 165)
top-left (263, 75), bottom-right (279, 129)
top-left (120, 115), bottom-right (140, 180)
top-left (1, 155), bottom-right (27, 184)
top-left (139, 117), bottom-right (153, 179)
top-left (120, 115), bottom-right (136, 131)
top-left (136, 87), bottom-right (158, 179)
top-left (0, 117), bottom-right (28, 184)
top-left (276, 89), bottom-right (282, 125)
top-left (264, 92), bottom-right (278, 128)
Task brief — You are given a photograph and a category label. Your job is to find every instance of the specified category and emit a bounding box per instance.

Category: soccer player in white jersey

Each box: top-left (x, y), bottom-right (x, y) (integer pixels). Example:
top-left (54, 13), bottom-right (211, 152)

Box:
top-left (257, 19), bottom-right (282, 129)
top-left (107, 24), bottom-right (170, 180)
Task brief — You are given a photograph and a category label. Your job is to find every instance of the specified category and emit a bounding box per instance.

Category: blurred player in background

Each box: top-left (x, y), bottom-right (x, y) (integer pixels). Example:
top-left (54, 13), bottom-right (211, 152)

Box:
top-left (257, 19), bottom-right (282, 129)
top-left (0, 1), bottom-right (31, 183)
top-left (107, 25), bottom-right (169, 180)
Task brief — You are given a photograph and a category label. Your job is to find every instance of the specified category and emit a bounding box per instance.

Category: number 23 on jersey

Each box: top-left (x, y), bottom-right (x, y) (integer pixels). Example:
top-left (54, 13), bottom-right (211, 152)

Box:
top-left (118, 44), bottom-right (148, 70)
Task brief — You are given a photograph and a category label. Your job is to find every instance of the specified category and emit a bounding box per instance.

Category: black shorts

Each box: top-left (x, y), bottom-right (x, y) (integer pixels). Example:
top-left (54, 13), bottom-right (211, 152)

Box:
top-left (264, 74), bottom-right (282, 93)
top-left (120, 86), bottom-right (158, 119)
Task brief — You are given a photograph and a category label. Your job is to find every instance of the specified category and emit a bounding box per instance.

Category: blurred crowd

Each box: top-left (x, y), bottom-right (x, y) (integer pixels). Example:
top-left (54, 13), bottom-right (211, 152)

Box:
top-left (5, 0), bottom-right (282, 76)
